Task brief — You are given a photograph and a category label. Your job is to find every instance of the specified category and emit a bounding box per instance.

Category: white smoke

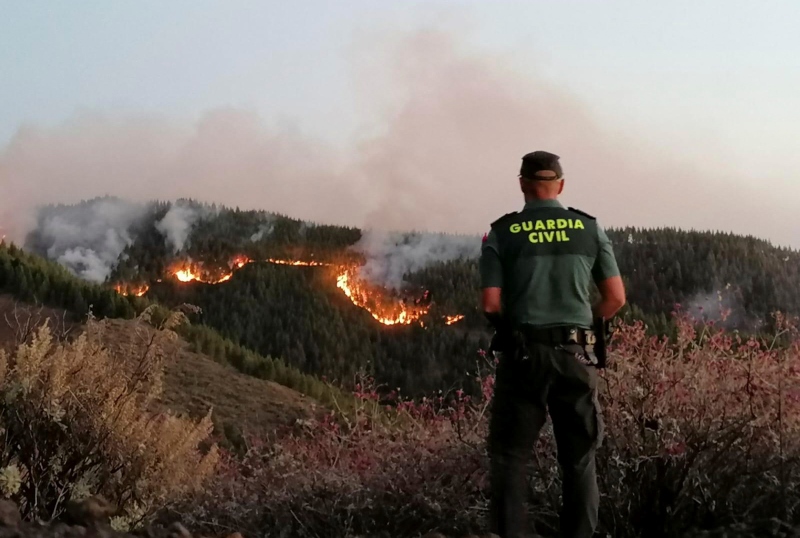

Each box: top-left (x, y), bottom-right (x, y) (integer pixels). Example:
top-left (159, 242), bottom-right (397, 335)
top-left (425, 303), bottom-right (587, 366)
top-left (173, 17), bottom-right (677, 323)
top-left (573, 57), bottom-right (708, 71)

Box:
top-left (354, 229), bottom-right (480, 289)
top-left (684, 284), bottom-right (756, 331)
top-left (155, 200), bottom-right (211, 253)
top-left (29, 197), bottom-right (148, 282)
top-left (250, 221), bottom-right (275, 242)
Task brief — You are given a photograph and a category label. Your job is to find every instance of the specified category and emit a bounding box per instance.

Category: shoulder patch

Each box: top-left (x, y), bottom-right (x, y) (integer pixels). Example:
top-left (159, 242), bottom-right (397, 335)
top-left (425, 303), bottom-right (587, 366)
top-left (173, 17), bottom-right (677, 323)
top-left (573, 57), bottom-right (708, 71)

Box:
top-left (567, 207), bottom-right (596, 220)
top-left (490, 211), bottom-right (517, 228)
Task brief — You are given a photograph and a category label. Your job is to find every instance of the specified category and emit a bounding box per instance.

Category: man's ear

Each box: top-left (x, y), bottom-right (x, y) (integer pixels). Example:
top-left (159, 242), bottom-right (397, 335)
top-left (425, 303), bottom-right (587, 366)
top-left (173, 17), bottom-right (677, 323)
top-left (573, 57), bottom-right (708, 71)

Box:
top-left (518, 176), bottom-right (526, 193)
top-left (557, 179), bottom-right (565, 195)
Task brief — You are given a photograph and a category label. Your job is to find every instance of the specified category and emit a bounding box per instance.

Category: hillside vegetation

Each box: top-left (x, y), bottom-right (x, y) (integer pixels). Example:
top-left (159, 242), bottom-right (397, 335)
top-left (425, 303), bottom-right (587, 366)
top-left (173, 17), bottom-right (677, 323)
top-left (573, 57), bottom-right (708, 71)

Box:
top-left (0, 242), bottom-right (342, 408)
top-left (2, 198), bottom-right (800, 536)
top-left (22, 197), bottom-right (800, 396)
top-left (178, 312), bottom-right (800, 538)
top-left (2, 285), bottom-right (799, 537)
top-left (0, 307), bottom-right (218, 523)
top-left (0, 296), bottom-right (315, 447)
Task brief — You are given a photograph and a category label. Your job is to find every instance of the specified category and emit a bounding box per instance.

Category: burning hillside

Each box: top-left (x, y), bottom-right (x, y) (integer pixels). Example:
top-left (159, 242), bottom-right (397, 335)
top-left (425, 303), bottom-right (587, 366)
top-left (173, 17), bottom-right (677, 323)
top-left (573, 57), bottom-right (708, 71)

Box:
top-left (335, 269), bottom-right (431, 325)
top-left (113, 283), bottom-right (150, 297)
top-left (266, 258), bottom-right (331, 267)
top-left (113, 254), bottom-right (463, 327)
top-left (172, 255), bottom-right (251, 284)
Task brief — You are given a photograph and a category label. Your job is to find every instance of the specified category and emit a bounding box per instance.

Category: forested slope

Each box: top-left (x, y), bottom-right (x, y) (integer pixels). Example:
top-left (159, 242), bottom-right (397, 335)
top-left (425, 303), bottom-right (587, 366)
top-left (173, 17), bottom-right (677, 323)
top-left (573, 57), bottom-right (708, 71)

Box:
top-left (18, 197), bottom-right (800, 396)
top-left (150, 263), bottom-right (484, 395)
top-left (0, 241), bottom-right (341, 405)
top-left (609, 226), bottom-right (800, 328)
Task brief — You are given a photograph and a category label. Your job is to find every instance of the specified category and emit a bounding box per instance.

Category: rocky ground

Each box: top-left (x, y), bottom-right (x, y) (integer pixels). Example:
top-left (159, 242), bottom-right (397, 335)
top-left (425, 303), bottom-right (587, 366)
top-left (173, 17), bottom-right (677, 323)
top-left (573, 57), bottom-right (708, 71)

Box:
top-left (6, 497), bottom-right (795, 538)
top-left (0, 497), bottom-right (232, 538)
top-left (0, 496), bottom-right (500, 538)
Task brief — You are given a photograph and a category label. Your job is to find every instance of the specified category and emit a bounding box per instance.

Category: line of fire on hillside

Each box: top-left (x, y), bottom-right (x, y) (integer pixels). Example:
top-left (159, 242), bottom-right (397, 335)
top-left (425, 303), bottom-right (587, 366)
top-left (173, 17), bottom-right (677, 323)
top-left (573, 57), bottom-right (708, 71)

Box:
top-left (113, 255), bottom-right (465, 327)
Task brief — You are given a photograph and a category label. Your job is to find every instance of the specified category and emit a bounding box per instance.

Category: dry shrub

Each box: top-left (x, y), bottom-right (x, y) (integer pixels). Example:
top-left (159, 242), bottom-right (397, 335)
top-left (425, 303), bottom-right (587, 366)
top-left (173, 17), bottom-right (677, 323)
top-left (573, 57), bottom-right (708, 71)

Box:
top-left (181, 312), bottom-right (800, 538)
top-left (0, 306), bottom-right (219, 526)
top-left (594, 310), bottom-right (800, 537)
top-left (180, 373), bottom-right (494, 538)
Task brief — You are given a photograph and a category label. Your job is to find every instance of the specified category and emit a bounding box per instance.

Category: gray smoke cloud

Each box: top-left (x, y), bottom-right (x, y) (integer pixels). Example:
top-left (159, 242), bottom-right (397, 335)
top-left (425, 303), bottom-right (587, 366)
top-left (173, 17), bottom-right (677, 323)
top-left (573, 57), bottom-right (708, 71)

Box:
top-left (354, 229), bottom-right (480, 289)
top-left (27, 197), bottom-right (148, 282)
top-left (250, 221), bottom-right (275, 243)
top-left (155, 201), bottom-right (212, 253)
top-left (685, 286), bottom-right (754, 331)
top-left (1, 26), bottom-right (798, 260)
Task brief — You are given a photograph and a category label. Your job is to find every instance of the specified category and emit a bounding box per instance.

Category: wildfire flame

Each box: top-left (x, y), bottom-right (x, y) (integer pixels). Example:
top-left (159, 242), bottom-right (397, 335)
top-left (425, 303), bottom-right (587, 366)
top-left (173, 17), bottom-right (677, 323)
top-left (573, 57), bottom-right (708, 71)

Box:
top-left (267, 258), bottom-right (331, 267)
top-left (335, 269), bottom-right (429, 325)
top-left (173, 255), bottom-right (251, 284)
top-left (114, 254), bottom-right (464, 327)
top-left (113, 283), bottom-right (150, 297)
top-left (445, 314), bottom-right (465, 325)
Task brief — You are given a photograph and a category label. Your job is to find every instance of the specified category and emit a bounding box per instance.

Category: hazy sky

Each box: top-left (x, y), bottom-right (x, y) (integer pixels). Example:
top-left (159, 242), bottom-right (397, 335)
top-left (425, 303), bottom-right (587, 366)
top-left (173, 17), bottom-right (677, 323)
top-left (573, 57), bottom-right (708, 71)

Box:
top-left (2, 1), bottom-right (799, 247)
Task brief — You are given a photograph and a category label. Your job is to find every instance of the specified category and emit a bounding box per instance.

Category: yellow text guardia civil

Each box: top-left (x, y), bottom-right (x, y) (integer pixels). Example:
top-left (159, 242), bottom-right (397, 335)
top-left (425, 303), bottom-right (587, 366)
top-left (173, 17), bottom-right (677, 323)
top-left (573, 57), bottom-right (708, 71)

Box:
top-left (509, 218), bottom-right (584, 243)
top-left (0, 307), bottom-right (218, 523)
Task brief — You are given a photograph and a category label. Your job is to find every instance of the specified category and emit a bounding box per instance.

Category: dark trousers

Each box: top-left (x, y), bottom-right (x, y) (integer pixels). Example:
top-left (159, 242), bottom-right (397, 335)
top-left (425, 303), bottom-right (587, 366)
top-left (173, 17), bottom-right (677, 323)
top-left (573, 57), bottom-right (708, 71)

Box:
top-left (488, 342), bottom-right (604, 538)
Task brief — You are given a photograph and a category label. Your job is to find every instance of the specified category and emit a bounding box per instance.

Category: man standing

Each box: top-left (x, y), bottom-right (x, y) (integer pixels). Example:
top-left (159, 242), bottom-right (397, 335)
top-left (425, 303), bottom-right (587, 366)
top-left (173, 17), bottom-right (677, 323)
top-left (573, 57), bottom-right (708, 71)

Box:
top-left (479, 151), bottom-right (626, 538)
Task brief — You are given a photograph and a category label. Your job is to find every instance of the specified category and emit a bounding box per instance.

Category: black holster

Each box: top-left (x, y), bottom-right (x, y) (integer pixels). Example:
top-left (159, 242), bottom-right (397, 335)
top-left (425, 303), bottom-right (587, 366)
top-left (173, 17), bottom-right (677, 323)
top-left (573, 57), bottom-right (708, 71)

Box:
top-left (489, 327), bottom-right (527, 361)
top-left (586, 317), bottom-right (611, 368)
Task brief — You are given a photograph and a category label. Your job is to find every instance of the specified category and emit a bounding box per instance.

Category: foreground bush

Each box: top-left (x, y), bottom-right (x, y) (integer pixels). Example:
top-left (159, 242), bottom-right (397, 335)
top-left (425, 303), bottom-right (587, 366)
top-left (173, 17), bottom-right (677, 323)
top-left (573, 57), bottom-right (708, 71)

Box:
top-left (594, 311), bottom-right (800, 536)
top-left (0, 308), bottom-right (219, 527)
top-left (178, 374), bottom-right (494, 537)
top-left (179, 312), bottom-right (800, 538)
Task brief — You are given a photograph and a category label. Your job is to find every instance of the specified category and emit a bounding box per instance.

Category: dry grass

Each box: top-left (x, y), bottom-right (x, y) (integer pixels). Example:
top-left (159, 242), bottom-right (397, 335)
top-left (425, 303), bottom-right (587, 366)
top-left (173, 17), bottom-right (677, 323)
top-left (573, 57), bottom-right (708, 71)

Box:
top-left (100, 318), bottom-right (319, 441)
top-left (0, 308), bottom-right (219, 525)
top-left (0, 295), bottom-right (317, 443)
top-left (0, 295), bottom-right (78, 352)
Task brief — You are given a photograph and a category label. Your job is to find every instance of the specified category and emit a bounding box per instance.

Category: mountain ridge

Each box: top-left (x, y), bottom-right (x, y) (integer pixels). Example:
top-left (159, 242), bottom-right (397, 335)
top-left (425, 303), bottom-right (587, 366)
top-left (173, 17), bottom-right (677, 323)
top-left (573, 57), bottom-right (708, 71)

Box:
top-left (10, 196), bottom-right (800, 396)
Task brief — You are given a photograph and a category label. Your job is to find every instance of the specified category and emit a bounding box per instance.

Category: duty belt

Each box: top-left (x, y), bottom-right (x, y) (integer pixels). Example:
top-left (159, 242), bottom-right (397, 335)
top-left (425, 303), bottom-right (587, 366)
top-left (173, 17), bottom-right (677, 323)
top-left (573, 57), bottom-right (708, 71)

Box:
top-left (517, 324), bottom-right (597, 346)
top-left (490, 321), bottom-right (608, 368)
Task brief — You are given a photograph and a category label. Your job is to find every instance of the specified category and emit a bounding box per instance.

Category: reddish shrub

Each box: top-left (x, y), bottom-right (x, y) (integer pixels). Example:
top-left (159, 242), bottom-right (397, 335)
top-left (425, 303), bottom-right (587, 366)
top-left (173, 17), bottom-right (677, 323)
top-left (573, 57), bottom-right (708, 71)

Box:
top-left (596, 312), bottom-right (800, 536)
top-left (179, 313), bottom-right (800, 538)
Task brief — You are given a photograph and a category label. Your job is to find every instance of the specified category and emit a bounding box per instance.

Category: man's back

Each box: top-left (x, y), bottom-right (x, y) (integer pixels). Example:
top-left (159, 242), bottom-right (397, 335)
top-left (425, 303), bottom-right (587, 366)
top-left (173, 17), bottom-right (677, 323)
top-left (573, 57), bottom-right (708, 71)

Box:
top-left (480, 199), bottom-right (620, 329)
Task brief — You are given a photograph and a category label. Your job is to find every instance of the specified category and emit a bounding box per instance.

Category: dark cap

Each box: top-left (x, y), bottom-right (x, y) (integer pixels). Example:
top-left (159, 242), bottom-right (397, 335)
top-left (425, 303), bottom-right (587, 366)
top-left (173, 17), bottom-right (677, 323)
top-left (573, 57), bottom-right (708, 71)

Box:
top-left (520, 150), bottom-right (563, 180)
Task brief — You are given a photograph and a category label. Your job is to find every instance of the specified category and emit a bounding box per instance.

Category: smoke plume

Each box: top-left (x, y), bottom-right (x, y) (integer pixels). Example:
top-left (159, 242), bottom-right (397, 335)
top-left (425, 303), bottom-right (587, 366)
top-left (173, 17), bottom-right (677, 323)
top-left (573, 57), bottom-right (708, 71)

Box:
top-left (684, 286), bottom-right (756, 331)
top-left (354, 229), bottom-right (480, 289)
top-left (1, 26), bottom-right (798, 260)
top-left (155, 201), bottom-right (212, 253)
top-left (25, 197), bottom-right (148, 282)
top-left (250, 221), bottom-right (275, 243)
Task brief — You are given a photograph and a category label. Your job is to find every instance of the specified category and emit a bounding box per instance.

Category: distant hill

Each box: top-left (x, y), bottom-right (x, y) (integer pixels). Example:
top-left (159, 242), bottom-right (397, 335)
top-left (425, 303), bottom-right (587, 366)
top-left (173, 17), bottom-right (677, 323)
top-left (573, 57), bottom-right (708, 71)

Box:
top-left (0, 242), bottom-right (342, 408)
top-left (0, 294), bottom-right (79, 352)
top-left (99, 317), bottom-right (318, 446)
top-left (15, 196), bottom-right (800, 396)
top-left (0, 295), bottom-right (316, 448)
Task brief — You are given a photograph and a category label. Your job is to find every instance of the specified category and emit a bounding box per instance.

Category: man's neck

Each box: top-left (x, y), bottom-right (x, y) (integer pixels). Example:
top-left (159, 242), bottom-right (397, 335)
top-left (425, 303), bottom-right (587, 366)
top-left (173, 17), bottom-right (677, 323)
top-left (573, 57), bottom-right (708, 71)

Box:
top-left (524, 195), bottom-right (559, 203)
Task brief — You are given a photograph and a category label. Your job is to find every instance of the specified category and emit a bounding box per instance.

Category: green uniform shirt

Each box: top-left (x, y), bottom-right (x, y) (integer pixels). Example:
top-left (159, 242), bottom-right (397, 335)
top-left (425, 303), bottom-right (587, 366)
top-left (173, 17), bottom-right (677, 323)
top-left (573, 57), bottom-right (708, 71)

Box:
top-left (479, 199), bottom-right (620, 329)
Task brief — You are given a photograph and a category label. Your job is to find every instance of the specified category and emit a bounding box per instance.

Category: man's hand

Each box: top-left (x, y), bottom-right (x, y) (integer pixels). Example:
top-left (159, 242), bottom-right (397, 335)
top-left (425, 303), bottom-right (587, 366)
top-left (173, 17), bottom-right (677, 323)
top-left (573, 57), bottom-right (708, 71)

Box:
top-left (593, 276), bottom-right (626, 320)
